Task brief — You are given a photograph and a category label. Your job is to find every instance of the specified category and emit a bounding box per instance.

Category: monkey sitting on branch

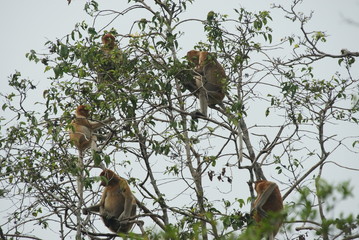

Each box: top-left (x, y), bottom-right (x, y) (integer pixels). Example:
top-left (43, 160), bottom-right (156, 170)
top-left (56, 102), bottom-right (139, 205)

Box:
top-left (252, 180), bottom-right (284, 240)
top-left (95, 33), bottom-right (124, 83)
top-left (181, 50), bottom-right (227, 117)
top-left (83, 169), bottom-right (137, 234)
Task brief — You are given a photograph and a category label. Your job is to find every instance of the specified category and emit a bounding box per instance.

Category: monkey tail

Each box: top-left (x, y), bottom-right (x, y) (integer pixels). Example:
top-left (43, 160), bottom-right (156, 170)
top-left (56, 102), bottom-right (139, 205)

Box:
top-left (76, 150), bottom-right (84, 239)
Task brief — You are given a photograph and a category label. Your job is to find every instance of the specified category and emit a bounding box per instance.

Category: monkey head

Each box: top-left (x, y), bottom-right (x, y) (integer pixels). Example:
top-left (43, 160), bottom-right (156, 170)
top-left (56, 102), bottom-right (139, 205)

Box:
top-left (254, 180), bottom-right (267, 193)
top-left (100, 169), bottom-right (119, 186)
top-left (186, 50), bottom-right (200, 65)
top-left (76, 105), bottom-right (90, 118)
top-left (101, 33), bottom-right (116, 50)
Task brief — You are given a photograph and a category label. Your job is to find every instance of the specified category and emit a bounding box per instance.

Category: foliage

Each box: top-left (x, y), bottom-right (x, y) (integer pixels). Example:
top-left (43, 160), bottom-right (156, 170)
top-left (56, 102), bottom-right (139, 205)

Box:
top-left (0, 0), bottom-right (359, 239)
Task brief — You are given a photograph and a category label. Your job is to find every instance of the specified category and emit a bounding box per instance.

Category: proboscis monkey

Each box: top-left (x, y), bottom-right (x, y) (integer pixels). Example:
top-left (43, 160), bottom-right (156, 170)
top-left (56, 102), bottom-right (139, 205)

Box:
top-left (102, 33), bottom-right (116, 51)
top-left (97, 33), bottom-right (122, 83)
top-left (69, 105), bottom-right (115, 157)
top-left (185, 50), bottom-right (227, 117)
top-left (83, 169), bottom-right (137, 233)
top-left (252, 180), bottom-right (284, 240)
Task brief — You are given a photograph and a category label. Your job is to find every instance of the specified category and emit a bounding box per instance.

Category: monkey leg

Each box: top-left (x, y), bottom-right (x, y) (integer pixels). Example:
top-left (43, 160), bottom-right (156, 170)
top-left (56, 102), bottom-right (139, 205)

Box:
top-left (190, 110), bottom-right (206, 120)
top-left (89, 135), bottom-right (98, 151)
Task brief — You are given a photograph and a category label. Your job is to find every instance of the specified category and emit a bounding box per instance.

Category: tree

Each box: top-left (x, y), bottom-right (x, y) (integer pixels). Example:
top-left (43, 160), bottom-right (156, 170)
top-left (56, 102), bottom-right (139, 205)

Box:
top-left (1, 0), bottom-right (358, 239)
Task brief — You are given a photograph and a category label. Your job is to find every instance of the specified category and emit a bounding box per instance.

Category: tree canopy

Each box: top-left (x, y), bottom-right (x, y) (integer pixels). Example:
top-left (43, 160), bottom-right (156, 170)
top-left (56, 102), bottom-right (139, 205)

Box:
top-left (1, 0), bottom-right (359, 239)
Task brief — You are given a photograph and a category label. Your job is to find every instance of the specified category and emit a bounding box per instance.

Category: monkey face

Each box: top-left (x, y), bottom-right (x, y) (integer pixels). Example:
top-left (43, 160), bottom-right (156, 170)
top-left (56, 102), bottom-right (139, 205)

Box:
top-left (186, 50), bottom-right (200, 65)
top-left (100, 171), bottom-right (109, 186)
top-left (76, 105), bottom-right (90, 118)
top-left (101, 33), bottom-right (116, 50)
top-left (100, 169), bottom-right (116, 186)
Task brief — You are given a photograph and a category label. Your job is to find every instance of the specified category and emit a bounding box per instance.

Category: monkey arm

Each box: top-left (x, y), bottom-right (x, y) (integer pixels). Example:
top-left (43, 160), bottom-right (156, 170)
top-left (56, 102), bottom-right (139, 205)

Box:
top-left (253, 182), bottom-right (277, 218)
top-left (89, 117), bottom-right (116, 130)
top-left (103, 117), bottom-right (116, 123)
top-left (83, 189), bottom-right (107, 215)
top-left (82, 204), bottom-right (100, 215)
top-left (176, 69), bottom-right (202, 95)
top-left (119, 191), bottom-right (136, 222)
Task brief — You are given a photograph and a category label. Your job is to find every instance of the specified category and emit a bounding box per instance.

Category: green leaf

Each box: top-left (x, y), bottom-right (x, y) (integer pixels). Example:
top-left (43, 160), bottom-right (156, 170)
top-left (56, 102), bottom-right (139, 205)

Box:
top-left (338, 58), bottom-right (343, 66)
top-left (265, 108), bottom-right (270, 117)
top-left (93, 152), bottom-right (101, 166)
top-left (88, 27), bottom-right (97, 35)
top-left (44, 66), bottom-right (52, 73)
top-left (59, 45), bottom-right (69, 59)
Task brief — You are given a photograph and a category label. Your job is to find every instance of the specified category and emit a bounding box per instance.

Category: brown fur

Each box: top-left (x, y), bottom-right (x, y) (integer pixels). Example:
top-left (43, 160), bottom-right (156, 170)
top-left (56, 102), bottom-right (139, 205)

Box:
top-left (186, 50), bottom-right (227, 116)
top-left (69, 105), bottom-right (114, 153)
top-left (101, 33), bottom-right (116, 51)
top-left (253, 180), bottom-right (283, 239)
top-left (83, 169), bottom-right (137, 233)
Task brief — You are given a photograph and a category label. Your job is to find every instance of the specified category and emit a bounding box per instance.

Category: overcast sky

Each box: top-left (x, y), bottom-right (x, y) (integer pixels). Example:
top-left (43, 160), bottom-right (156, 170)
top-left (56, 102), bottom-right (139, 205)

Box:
top-left (1, 0), bottom-right (359, 238)
top-left (1, 0), bottom-right (359, 89)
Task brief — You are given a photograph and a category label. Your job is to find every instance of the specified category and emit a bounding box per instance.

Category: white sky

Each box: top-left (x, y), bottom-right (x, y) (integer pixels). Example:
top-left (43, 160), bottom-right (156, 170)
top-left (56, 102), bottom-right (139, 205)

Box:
top-left (0, 0), bottom-right (359, 239)
top-left (1, 0), bottom-right (359, 89)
